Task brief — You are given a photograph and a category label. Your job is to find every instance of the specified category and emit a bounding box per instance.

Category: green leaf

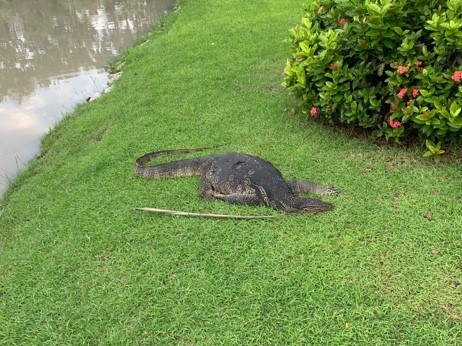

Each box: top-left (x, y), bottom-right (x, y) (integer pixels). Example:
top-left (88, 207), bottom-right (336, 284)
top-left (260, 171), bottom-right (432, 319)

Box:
top-left (383, 39), bottom-right (394, 49)
top-left (301, 17), bottom-right (312, 29)
top-left (393, 27), bottom-right (403, 35)
top-left (439, 108), bottom-right (450, 119)
top-left (450, 101), bottom-right (461, 117)
top-left (419, 89), bottom-right (430, 97)
top-left (425, 139), bottom-right (437, 150)
top-left (366, 29), bottom-right (381, 37)
top-left (400, 40), bottom-right (415, 52)
top-left (325, 81), bottom-right (337, 90)
top-left (422, 45), bottom-right (430, 57)
top-left (368, 3), bottom-right (382, 13)
top-left (351, 101), bottom-right (357, 112)
top-left (299, 42), bottom-right (311, 54)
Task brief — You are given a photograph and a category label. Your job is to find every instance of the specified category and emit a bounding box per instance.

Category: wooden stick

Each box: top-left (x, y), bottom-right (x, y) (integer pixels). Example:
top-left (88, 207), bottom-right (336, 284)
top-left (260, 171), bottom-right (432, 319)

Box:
top-left (134, 207), bottom-right (277, 219)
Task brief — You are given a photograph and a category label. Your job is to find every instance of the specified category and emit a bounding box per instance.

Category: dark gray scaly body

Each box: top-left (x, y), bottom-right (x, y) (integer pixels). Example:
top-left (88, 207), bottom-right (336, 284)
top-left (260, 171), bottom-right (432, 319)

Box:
top-left (134, 148), bottom-right (338, 214)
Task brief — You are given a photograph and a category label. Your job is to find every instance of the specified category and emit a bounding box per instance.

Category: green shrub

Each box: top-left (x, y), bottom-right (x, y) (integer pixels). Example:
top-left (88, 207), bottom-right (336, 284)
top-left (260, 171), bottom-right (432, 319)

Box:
top-left (283, 0), bottom-right (462, 155)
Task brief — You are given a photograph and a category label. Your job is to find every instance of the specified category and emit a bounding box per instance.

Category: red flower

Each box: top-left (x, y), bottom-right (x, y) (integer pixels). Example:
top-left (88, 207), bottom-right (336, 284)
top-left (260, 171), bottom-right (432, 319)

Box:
top-left (397, 88), bottom-right (408, 99)
top-left (388, 116), bottom-right (402, 129)
top-left (310, 107), bottom-right (318, 117)
top-left (397, 66), bottom-right (408, 75)
top-left (338, 18), bottom-right (347, 27)
top-left (451, 70), bottom-right (462, 83)
top-left (412, 88), bottom-right (419, 98)
top-left (415, 61), bottom-right (422, 67)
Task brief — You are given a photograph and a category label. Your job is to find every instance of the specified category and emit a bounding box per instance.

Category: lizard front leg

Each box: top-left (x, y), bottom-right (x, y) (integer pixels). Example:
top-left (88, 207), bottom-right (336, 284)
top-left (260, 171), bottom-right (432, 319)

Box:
top-left (288, 179), bottom-right (339, 196)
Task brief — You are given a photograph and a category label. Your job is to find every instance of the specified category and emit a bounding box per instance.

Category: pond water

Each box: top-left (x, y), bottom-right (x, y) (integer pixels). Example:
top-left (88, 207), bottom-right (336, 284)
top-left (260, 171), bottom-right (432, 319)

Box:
top-left (0, 0), bottom-right (173, 197)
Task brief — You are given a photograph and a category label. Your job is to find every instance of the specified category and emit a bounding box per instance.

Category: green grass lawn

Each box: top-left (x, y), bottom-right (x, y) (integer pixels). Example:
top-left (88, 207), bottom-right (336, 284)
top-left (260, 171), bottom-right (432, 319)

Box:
top-left (1, 0), bottom-right (461, 344)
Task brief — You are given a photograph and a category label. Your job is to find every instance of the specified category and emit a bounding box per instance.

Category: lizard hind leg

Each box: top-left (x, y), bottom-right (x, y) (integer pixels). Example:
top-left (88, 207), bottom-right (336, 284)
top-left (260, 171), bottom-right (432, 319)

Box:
top-left (198, 175), bottom-right (262, 205)
top-left (198, 177), bottom-right (216, 199)
top-left (289, 179), bottom-right (340, 196)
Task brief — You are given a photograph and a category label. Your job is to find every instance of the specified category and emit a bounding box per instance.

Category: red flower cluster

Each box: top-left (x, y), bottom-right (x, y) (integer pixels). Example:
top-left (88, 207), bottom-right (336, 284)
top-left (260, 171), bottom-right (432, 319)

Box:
top-left (397, 88), bottom-right (408, 99)
top-left (329, 62), bottom-right (338, 70)
top-left (396, 66), bottom-right (408, 75)
top-left (452, 70), bottom-right (462, 83)
top-left (338, 18), bottom-right (347, 27)
top-left (396, 87), bottom-right (419, 100)
top-left (388, 116), bottom-right (401, 129)
top-left (310, 107), bottom-right (318, 117)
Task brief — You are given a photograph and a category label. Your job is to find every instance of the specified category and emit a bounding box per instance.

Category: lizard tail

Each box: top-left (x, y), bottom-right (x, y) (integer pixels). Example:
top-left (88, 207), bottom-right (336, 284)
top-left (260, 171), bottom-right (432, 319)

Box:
top-left (135, 147), bottom-right (211, 168)
top-left (134, 145), bottom-right (224, 179)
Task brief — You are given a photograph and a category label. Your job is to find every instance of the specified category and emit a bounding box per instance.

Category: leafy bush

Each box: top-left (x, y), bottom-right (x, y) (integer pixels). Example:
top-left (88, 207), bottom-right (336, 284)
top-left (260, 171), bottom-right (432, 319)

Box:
top-left (283, 0), bottom-right (462, 156)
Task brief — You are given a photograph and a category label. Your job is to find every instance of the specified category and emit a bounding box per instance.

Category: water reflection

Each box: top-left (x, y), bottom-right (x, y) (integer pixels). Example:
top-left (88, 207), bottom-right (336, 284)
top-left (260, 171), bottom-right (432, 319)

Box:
top-left (0, 0), bottom-right (172, 196)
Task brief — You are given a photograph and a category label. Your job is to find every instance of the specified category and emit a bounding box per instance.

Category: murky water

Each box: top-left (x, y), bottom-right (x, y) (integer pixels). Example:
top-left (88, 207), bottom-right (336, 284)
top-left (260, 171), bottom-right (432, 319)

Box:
top-left (0, 0), bottom-right (172, 197)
